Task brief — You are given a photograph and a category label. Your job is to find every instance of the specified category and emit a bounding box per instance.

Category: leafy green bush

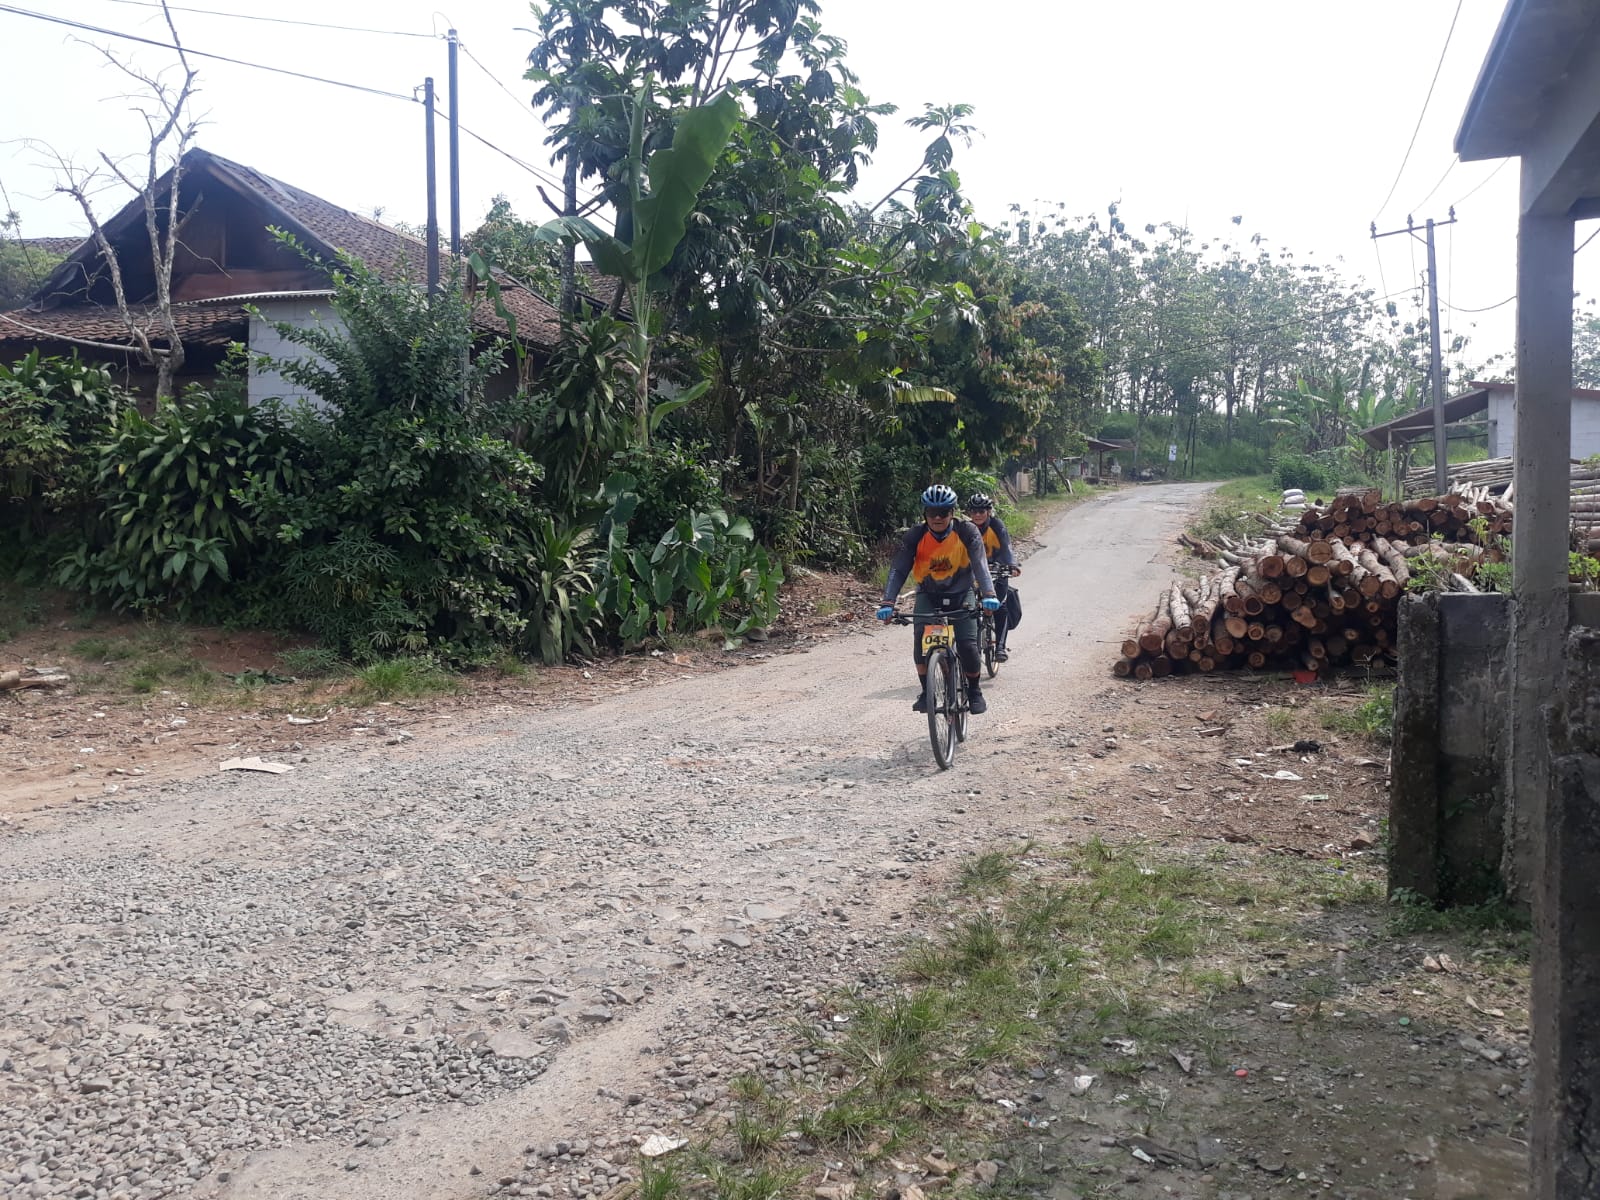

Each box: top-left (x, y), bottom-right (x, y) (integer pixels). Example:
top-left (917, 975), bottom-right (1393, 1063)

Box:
top-left (0, 352), bottom-right (128, 567)
top-left (243, 243), bottom-right (550, 661)
top-left (55, 373), bottom-right (301, 613)
top-left (1273, 452), bottom-right (1335, 494)
top-left (613, 440), bottom-right (725, 546)
top-left (594, 477), bottom-right (782, 644)
top-left (529, 312), bottom-right (638, 515)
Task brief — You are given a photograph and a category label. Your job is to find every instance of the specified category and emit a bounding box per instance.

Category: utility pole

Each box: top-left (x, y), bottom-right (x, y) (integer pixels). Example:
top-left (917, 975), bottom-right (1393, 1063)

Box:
top-left (447, 29), bottom-right (462, 256)
top-left (422, 77), bottom-right (440, 296)
top-left (1372, 209), bottom-right (1457, 495)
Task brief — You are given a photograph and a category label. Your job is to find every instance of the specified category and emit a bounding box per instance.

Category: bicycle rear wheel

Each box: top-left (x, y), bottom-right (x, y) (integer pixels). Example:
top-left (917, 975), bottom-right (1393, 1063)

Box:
top-left (925, 651), bottom-right (956, 769)
top-left (981, 611), bottom-right (999, 678)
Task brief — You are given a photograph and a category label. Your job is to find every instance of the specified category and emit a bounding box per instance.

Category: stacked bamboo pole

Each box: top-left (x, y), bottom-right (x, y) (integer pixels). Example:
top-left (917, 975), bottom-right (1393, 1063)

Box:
top-left (1400, 459), bottom-right (1600, 539)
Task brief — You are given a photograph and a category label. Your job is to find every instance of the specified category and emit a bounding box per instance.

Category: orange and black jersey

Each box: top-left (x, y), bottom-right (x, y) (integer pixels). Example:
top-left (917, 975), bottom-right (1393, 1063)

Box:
top-left (978, 515), bottom-right (1017, 568)
top-left (881, 518), bottom-right (996, 604)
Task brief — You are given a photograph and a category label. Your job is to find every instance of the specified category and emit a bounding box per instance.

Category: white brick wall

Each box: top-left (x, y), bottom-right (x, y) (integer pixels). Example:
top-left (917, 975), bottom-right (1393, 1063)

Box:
top-left (248, 299), bottom-right (344, 410)
top-left (1486, 391), bottom-right (1600, 462)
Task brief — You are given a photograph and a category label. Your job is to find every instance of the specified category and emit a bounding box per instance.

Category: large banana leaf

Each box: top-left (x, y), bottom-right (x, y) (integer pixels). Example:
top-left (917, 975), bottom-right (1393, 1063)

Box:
top-left (631, 92), bottom-right (741, 282)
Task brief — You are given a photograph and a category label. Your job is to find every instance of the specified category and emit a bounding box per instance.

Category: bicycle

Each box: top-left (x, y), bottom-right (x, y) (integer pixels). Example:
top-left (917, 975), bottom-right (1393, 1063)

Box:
top-left (979, 564), bottom-right (1017, 678)
top-left (887, 607), bottom-right (983, 769)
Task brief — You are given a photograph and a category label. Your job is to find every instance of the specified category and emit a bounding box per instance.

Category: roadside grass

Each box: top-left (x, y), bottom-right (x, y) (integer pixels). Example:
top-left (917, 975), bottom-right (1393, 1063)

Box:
top-left (631, 839), bottom-right (1393, 1200)
top-left (1186, 474), bottom-right (1277, 543)
top-left (63, 624), bottom-right (219, 701)
top-left (1388, 887), bottom-right (1531, 946)
top-left (350, 655), bottom-right (460, 702)
top-left (1319, 683), bottom-right (1395, 741)
top-left (274, 645), bottom-right (349, 679)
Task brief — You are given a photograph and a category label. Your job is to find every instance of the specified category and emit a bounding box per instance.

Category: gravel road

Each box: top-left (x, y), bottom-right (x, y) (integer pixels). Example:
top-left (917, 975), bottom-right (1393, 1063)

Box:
top-left (0, 483), bottom-right (1213, 1200)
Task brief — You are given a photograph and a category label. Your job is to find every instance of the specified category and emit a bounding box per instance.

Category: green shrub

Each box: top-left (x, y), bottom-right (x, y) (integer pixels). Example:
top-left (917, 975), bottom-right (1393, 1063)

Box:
top-left (242, 241), bottom-right (552, 661)
top-left (1273, 452), bottom-right (1335, 494)
top-left (613, 441), bottom-right (725, 546)
top-left (0, 352), bottom-right (128, 568)
top-left (55, 371), bottom-right (301, 614)
top-left (594, 477), bottom-right (782, 643)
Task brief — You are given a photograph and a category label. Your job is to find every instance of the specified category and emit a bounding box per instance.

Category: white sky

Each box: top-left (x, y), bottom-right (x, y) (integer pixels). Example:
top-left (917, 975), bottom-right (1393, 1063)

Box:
top-left (2, 0), bottom-right (1594, 365)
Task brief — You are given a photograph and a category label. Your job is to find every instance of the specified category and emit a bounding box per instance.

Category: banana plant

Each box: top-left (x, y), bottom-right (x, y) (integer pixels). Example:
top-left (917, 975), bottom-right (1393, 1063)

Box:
top-left (532, 86), bottom-right (742, 445)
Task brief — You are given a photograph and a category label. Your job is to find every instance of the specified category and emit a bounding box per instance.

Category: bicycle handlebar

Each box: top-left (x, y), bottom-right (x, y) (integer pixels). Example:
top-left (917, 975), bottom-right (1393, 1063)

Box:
top-left (884, 607), bottom-right (986, 625)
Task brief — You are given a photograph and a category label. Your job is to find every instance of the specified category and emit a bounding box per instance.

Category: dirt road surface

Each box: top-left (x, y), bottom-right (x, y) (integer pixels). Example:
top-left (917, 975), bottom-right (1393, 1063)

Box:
top-left (0, 484), bottom-right (1213, 1200)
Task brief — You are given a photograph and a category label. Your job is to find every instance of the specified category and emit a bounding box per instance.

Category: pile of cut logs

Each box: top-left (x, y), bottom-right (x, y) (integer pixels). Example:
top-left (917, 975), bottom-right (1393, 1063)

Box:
top-left (1117, 488), bottom-right (1499, 681)
top-left (1402, 458), bottom-right (1600, 549)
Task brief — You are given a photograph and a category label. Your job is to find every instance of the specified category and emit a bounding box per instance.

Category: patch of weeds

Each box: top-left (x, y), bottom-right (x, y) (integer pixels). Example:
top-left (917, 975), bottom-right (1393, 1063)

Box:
top-left (491, 649), bottom-right (528, 677)
top-left (1263, 707), bottom-right (1297, 737)
top-left (637, 1159), bottom-right (687, 1200)
top-left (836, 989), bottom-right (951, 1094)
top-left (958, 849), bottom-right (1019, 894)
top-left (127, 652), bottom-right (213, 697)
top-left (1320, 684), bottom-right (1394, 741)
top-left (71, 636), bottom-right (137, 663)
top-left (812, 596), bottom-right (842, 618)
top-left (701, 1160), bottom-right (802, 1200)
top-left (351, 656), bottom-right (459, 702)
top-left (797, 1090), bottom-right (892, 1149)
top-left (727, 1074), bottom-right (789, 1162)
top-left (274, 645), bottom-right (347, 679)
top-left (1388, 889), bottom-right (1530, 945)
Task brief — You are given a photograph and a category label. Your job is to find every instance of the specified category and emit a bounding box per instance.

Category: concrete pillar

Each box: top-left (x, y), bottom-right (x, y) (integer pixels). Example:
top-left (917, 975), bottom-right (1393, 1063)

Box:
top-left (1532, 627), bottom-right (1600, 1199)
top-left (1390, 594), bottom-right (1440, 900)
top-left (1503, 203), bottom-right (1574, 898)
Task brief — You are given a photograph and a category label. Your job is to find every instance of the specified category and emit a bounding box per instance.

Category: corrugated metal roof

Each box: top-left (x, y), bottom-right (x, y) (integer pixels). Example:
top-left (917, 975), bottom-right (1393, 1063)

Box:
top-left (186, 290), bottom-right (335, 306)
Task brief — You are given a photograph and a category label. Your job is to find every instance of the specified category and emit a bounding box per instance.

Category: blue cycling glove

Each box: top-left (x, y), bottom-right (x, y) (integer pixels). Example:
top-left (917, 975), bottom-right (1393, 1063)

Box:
top-left (876, 605), bottom-right (896, 621)
top-left (981, 597), bottom-right (1002, 612)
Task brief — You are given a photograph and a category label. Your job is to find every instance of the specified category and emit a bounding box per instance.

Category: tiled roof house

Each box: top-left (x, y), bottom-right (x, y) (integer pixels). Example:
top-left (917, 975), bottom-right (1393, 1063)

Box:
top-left (0, 148), bottom-right (569, 401)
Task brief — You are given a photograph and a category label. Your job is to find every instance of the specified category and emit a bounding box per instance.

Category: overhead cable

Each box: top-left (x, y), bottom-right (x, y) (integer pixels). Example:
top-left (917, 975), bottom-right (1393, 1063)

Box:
top-left (1371, 0), bottom-right (1465, 222)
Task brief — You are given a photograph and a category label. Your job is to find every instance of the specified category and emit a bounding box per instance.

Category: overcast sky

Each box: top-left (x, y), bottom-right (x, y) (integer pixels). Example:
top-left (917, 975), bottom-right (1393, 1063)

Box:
top-left (2, 0), bottom-right (1593, 363)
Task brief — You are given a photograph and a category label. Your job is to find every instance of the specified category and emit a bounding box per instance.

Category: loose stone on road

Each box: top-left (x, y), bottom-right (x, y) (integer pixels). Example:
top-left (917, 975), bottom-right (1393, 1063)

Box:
top-left (0, 484), bottom-right (1212, 1200)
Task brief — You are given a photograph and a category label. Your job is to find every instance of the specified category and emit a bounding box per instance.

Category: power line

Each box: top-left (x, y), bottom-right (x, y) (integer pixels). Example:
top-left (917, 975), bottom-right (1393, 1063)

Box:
top-left (1437, 230), bottom-right (1600, 315)
top-left (2, 3), bottom-right (612, 229)
top-left (1372, 0), bottom-right (1465, 222)
top-left (451, 117), bottom-right (613, 231)
top-left (1448, 157), bottom-right (1510, 208)
top-left (1443, 294), bottom-right (1515, 314)
top-left (91, 0), bottom-right (438, 39)
top-left (0, 3), bottom-right (415, 101)
top-left (1409, 154), bottom-right (1459, 215)
top-left (455, 38), bottom-right (608, 210)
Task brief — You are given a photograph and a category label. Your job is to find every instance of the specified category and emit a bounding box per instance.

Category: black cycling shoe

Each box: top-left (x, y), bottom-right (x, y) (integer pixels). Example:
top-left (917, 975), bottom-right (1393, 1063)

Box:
top-left (995, 648), bottom-right (1010, 663)
top-left (968, 688), bottom-right (988, 715)
top-left (912, 694), bottom-right (928, 713)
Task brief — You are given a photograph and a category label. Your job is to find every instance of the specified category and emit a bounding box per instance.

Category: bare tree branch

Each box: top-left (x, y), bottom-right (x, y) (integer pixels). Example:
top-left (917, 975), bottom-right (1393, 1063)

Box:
top-left (35, 1), bottom-right (202, 399)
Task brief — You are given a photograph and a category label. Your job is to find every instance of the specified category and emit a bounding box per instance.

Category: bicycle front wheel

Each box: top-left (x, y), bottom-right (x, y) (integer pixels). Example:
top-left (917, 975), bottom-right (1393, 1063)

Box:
top-left (981, 612), bottom-right (999, 678)
top-left (952, 654), bottom-right (968, 743)
top-left (925, 651), bottom-right (956, 769)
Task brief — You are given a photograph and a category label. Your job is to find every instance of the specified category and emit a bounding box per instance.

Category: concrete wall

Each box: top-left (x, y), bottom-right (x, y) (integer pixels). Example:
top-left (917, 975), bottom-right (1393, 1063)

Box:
top-left (1486, 389), bottom-right (1600, 461)
top-left (1390, 591), bottom-right (1512, 905)
top-left (247, 298), bottom-right (342, 410)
